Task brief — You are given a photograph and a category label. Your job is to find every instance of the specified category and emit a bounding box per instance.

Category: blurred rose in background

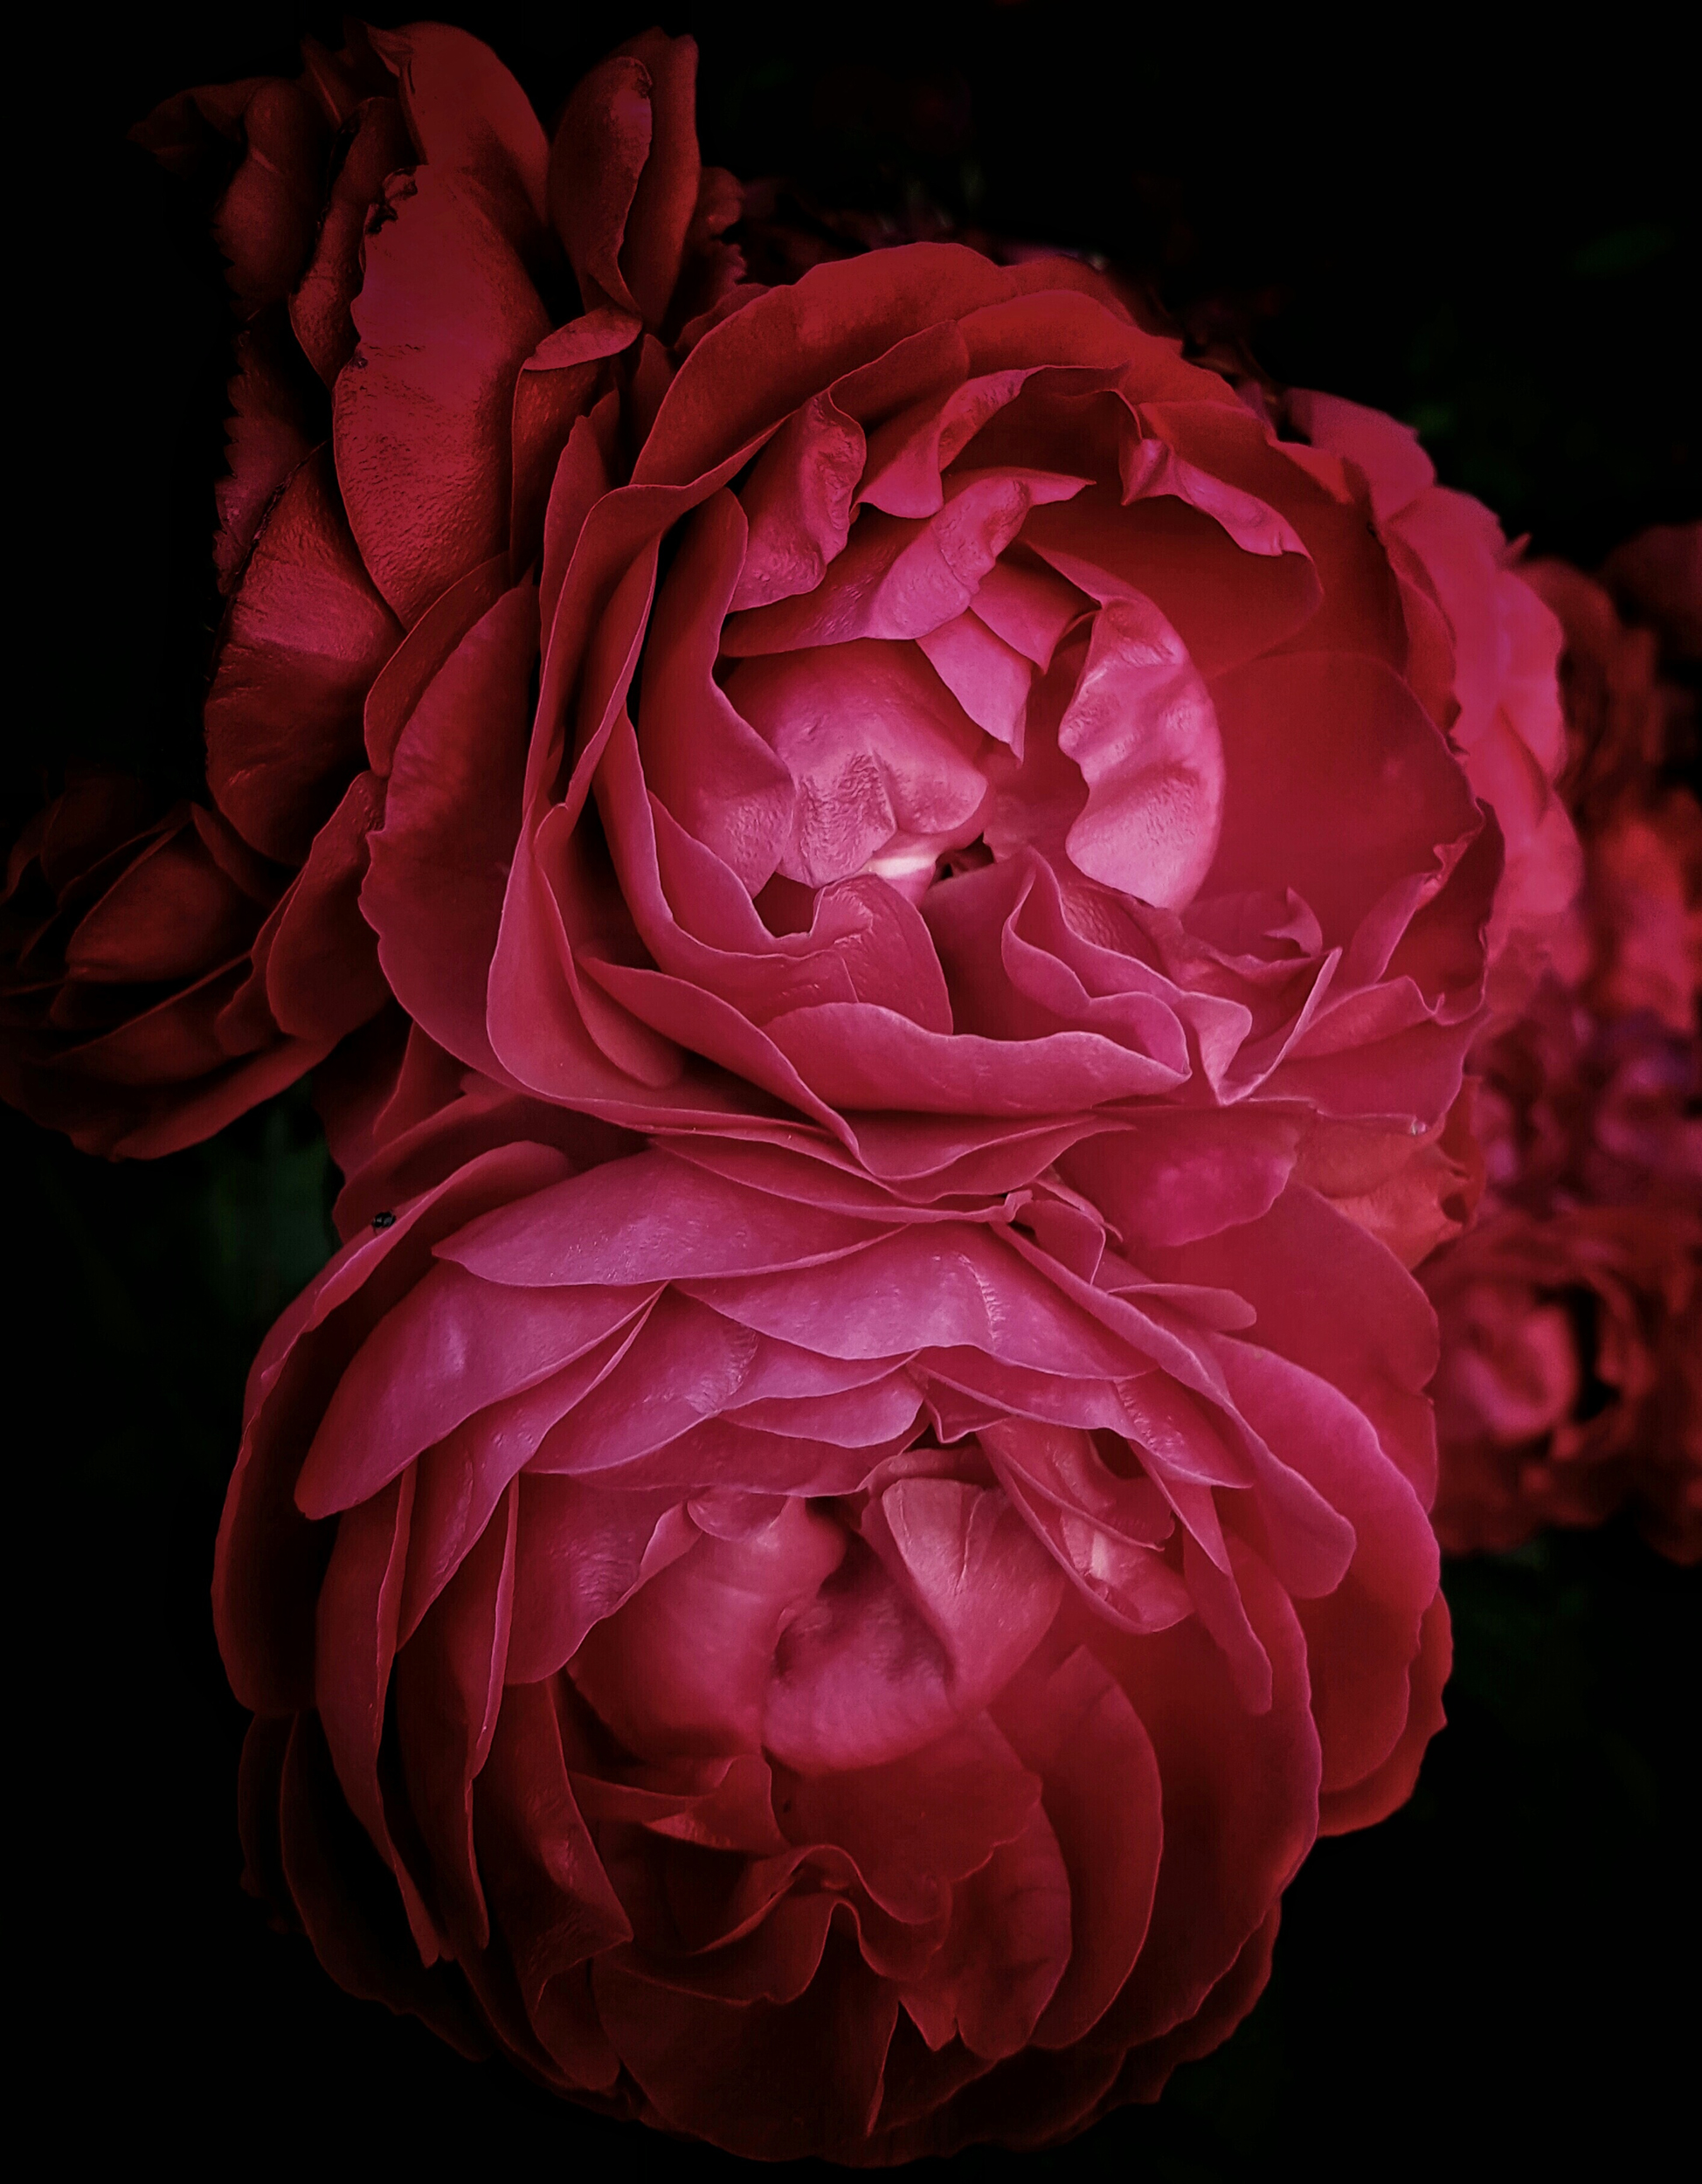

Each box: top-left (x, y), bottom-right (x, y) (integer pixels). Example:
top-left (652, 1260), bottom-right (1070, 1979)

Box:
top-left (1423, 525), bottom-right (1701, 1562)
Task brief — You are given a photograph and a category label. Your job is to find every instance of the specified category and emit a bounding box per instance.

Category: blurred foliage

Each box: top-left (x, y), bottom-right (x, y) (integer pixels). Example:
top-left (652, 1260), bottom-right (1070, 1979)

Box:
top-left (11, 0), bottom-right (1699, 2168)
top-left (10, 1094), bottom-right (336, 1499)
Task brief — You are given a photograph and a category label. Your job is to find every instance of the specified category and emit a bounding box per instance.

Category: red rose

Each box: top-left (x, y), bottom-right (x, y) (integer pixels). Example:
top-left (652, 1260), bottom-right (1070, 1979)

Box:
top-left (3, 22), bottom-right (742, 1155)
top-left (222, 1136), bottom-right (1447, 2159)
top-left (354, 239), bottom-right (1499, 1181)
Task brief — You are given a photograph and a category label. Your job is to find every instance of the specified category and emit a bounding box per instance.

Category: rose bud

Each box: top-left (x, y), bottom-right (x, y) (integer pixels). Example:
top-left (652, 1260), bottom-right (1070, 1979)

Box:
top-left (3, 22), bottom-right (745, 1157)
top-left (221, 1135), bottom-right (1448, 2157)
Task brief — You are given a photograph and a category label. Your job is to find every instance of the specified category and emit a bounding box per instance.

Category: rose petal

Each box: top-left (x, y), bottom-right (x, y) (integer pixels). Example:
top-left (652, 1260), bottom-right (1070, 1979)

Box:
top-left (1056, 594), bottom-right (1225, 908)
top-left (363, 580), bottom-right (537, 1075)
top-left (206, 448), bottom-right (402, 864)
top-left (336, 168), bottom-right (549, 625)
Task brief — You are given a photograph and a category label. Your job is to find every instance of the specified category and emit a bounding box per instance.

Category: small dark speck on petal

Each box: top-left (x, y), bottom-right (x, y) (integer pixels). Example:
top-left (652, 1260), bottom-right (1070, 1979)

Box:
top-left (371, 1210), bottom-right (397, 1230)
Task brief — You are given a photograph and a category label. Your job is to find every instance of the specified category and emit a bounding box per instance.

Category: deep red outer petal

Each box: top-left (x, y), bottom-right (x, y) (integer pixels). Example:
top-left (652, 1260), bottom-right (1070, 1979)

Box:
top-left (207, 448), bottom-right (402, 865)
top-left (335, 169), bottom-right (549, 627)
top-left (1317, 1589), bottom-right (1451, 1835)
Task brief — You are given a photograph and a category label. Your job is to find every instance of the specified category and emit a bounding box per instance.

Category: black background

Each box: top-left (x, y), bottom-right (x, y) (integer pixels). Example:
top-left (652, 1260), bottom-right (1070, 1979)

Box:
top-left (13, 3), bottom-right (1699, 2167)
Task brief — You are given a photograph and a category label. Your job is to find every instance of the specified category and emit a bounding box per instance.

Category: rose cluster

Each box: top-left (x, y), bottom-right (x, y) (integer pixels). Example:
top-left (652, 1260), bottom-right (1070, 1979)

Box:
top-left (3, 16), bottom-right (1659, 2157)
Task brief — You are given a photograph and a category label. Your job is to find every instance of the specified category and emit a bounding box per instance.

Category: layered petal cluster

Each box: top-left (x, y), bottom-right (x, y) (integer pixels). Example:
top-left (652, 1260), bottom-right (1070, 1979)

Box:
top-left (0, 774), bottom-right (373, 1155)
top-left (221, 1137), bottom-right (1447, 2160)
top-left (3, 20), bottom-right (742, 1156)
top-left (372, 241), bottom-right (1504, 1161)
top-left (1422, 529), bottom-right (1702, 1560)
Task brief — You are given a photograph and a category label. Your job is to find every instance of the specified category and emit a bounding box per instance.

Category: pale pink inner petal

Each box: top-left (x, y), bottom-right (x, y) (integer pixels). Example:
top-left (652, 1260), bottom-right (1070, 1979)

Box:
top-left (1056, 595), bottom-right (1225, 908)
top-left (858, 369), bottom-right (1034, 518)
top-left (639, 492), bottom-right (795, 896)
top-left (967, 556), bottom-right (1090, 669)
top-left (1118, 434), bottom-right (1307, 561)
top-left (723, 468), bottom-right (1087, 654)
top-left (917, 611), bottom-right (1034, 751)
top-left (979, 646), bottom-right (1090, 869)
top-left (729, 641), bottom-right (993, 889)
top-left (728, 393), bottom-right (867, 612)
